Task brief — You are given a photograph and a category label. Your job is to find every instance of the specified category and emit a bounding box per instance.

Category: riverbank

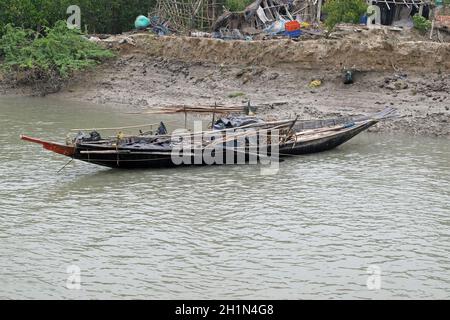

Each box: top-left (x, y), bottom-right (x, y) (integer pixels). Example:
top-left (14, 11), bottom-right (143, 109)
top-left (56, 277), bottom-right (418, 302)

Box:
top-left (1, 29), bottom-right (449, 136)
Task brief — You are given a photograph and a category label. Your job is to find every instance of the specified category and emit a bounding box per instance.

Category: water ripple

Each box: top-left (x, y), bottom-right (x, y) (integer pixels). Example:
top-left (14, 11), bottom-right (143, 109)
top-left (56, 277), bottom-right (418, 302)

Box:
top-left (1, 98), bottom-right (449, 299)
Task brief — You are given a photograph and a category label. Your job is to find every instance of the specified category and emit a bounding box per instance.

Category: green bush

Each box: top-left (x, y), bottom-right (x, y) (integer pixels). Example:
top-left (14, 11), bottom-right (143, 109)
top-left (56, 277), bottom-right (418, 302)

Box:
top-left (412, 14), bottom-right (431, 32)
top-left (323, 0), bottom-right (368, 31)
top-left (225, 0), bottom-right (253, 12)
top-left (0, 21), bottom-right (114, 90)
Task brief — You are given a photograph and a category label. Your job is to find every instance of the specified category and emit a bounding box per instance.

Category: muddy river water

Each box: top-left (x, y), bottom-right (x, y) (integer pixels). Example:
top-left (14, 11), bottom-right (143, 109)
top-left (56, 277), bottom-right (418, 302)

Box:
top-left (0, 97), bottom-right (449, 299)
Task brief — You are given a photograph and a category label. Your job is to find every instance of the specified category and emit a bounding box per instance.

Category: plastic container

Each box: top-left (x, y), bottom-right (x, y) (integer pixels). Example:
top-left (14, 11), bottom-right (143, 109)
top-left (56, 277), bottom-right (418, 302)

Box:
top-left (285, 29), bottom-right (302, 38)
top-left (359, 15), bottom-right (368, 25)
top-left (285, 20), bottom-right (301, 32)
top-left (135, 15), bottom-right (150, 30)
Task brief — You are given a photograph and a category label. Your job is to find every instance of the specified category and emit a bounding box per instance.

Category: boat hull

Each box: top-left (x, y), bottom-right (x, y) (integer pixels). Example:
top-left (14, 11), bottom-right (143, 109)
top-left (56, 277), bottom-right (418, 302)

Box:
top-left (71, 121), bottom-right (377, 169)
top-left (280, 120), bottom-right (376, 155)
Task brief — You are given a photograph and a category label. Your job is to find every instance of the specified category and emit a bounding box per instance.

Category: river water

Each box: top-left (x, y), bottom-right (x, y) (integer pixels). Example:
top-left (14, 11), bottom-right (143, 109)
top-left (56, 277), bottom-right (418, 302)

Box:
top-left (0, 96), bottom-right (449, 299)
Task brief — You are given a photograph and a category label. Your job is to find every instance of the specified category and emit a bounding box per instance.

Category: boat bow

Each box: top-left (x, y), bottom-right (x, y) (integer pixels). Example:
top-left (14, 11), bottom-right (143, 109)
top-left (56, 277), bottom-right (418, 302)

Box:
top-left (20, 135), bottom-right (75, 157)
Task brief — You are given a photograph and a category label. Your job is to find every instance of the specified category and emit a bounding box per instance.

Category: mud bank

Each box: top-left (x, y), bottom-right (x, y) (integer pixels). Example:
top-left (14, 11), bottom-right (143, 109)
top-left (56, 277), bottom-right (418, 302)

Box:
top-left (137, 32), bottom-right (450, 72)
top-left (1, 31), bottom-right (449, 136)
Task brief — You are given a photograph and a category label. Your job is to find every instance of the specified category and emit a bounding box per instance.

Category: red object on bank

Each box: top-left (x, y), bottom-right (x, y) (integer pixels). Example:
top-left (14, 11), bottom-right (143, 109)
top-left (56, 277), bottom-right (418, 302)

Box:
top-left (285, 20), bottom-right (301, 32)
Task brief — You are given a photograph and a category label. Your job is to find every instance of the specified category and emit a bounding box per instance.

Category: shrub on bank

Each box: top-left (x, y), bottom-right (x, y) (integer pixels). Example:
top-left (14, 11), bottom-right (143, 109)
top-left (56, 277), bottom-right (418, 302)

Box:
top-left (323, 0), bottom-right (368, 30)
top-left (225, 0), bottom-right (254, 12)
top-left (412, 14), bottom-right (432, 33)
top-left (0, 21), bottom-right (114, 93)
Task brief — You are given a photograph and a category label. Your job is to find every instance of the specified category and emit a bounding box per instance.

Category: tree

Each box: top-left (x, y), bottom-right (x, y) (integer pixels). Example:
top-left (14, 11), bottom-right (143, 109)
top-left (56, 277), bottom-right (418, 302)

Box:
top-left (0, 0), bottom-right (158, 36)
top-left (322, 0), bottom-right (368, 31)
top-left (0, 21), bottom-right (114, 93)
top-left (225, 0), bottom-right (253, 11)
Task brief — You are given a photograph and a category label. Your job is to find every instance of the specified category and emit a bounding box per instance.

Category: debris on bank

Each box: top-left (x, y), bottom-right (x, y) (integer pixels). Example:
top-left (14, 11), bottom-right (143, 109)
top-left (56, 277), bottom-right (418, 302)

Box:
top-left (86, 0), bottom-right (450, 47)
top-left (434, 5), bottom-right (450, 32)
top-left (153, 0), bottom-right (220, 33)
top-left (211, 0), bottom-right (320, 40)
top-left (138, 0), bottom-right (447, 42)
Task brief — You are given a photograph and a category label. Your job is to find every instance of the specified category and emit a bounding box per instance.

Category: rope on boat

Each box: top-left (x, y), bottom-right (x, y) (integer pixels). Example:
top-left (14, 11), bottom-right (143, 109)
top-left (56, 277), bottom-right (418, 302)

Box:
top-left (57, 158), bottom-right (74, 173)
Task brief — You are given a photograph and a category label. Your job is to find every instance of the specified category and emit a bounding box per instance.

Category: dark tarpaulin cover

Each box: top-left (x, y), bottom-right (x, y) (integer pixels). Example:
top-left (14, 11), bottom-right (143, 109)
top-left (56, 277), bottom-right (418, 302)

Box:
top-left (213, 116), bottom-right (264, 130)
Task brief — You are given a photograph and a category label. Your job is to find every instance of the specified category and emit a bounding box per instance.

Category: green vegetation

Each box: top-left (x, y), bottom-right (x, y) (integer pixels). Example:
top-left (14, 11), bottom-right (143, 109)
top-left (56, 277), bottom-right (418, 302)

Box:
top-left (0, 1), bottom-right (254, 34)
top-left (0, 0), bottom-right (156, 36)
top-left (412, 14), bottom-right (432, 32)
top-left (0, 21), bottom-right (114, 91)
top-left (225, 0), bottom-right (254, 12)
top-left (322, 0), bottom-right (368, 30)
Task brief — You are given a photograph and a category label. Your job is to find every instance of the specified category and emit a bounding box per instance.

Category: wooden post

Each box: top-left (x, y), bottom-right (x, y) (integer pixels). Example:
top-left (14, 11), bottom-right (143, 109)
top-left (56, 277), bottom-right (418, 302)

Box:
top-left (316, 0), bottom-right (323, 22)
top-left (430, 19), bottom-right (435, 39)
top-left (212, 102), bottom-right (217, 127)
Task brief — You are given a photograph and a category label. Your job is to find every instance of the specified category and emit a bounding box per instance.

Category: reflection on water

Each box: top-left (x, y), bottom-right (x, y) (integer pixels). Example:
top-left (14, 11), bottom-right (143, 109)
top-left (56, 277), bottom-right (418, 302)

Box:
top-left (0, 97), bottom-right (449, 299)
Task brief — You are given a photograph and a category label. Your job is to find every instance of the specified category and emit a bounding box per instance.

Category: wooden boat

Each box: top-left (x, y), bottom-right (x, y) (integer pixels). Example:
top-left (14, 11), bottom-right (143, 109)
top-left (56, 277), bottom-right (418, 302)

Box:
top-left (20, 108), bottom-right (396, 169)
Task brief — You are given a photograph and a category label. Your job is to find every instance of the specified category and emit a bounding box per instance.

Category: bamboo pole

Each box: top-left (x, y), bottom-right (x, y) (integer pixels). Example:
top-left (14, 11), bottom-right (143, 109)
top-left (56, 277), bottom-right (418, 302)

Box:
top-left (70, 121), bottom-right (176, 132)
top-left (212, 102), bottom-right (217, 126)
top-left (132, 104), bottom-right (251, 114)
